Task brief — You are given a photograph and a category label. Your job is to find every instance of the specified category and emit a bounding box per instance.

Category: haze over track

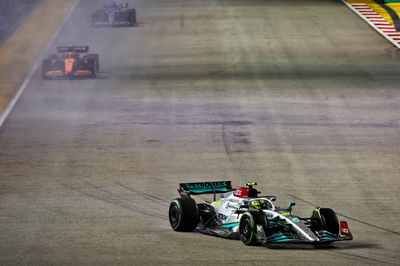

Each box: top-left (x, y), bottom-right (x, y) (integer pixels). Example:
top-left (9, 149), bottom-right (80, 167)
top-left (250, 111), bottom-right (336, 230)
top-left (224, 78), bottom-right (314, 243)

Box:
top-left (0, 0), bottom-right (399, 265)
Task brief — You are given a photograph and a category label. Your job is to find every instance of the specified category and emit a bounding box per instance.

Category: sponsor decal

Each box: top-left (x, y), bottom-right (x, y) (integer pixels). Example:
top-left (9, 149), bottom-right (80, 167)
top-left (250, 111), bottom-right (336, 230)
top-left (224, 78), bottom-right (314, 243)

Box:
top-left (228, 198), bottom-right (241, 203)
top-left (181, 181), bottom-right (231, 193)
top-left (218, 213), bottom-right (228, 221)
top-left (186, 181), bottom-right (229, 190)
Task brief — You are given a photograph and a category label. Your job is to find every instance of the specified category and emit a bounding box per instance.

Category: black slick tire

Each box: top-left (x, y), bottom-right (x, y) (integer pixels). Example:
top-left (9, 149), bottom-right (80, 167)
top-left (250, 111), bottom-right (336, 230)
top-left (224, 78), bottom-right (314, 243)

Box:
top-left (128, 8), bottom-right (136, 24)
top-left (87, 54), bottom-right (99, 77)
top-left (311, 207), bottom-right (339, 235)
top-left (319, 208), bottom-right (339, 235)
top-left (169, 198), bottom-right (199, 232)
top-left (42, 59), bottom-right (51, 79)
top-left (92, 10), bottom-right (107, 26)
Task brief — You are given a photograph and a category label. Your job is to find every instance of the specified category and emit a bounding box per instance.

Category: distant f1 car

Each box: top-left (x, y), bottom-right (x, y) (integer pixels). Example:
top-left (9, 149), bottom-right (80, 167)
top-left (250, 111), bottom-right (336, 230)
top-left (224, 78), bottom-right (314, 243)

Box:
top-left (42, 46), bottom-right (99, 79)
top-left (169, 181), bottom-right (353, 246)
top-left (92, 2), bottom-right (136, 27)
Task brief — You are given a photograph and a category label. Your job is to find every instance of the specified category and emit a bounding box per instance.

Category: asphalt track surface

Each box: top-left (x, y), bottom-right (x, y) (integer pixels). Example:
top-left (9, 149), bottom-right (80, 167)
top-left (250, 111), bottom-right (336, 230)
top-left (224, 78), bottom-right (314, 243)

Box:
top-left (0, 0), bottom-right (400, 265)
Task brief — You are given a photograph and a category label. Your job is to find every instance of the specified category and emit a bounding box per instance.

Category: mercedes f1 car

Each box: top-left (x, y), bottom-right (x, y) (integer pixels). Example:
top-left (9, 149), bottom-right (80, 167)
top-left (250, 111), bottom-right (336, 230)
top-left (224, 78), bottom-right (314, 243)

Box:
top-left (92, 2), bottom-right (136, 27)
top-left (42, 46), bottom-right (99, 79)
top-left (169, 181), bottom-right (353, 246)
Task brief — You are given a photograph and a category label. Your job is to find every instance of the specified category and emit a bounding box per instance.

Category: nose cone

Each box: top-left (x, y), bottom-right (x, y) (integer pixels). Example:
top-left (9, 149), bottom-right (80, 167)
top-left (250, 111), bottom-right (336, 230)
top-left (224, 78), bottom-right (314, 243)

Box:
top-left (64, 58), bottom-right (75, 74)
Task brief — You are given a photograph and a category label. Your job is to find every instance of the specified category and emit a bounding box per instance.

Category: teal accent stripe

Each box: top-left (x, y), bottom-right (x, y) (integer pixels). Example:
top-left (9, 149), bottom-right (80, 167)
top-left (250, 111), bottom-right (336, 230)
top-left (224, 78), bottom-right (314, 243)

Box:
top-left (270, 238), bottom-right (299, 242)
top-left (267, 233), bottom-right (285, 239)
top-left (319, 231), bottom-right (338, 238)
top-left (267, 232), bottom-right (302, 242)
top-left (269, 221), bottom-right (292, 229)
top-left (268, 236), bottom-right (293, 241)
top-left (188, 188), bottom-right (229, 193)
top-left (221, 222), bottom-right (240, 228)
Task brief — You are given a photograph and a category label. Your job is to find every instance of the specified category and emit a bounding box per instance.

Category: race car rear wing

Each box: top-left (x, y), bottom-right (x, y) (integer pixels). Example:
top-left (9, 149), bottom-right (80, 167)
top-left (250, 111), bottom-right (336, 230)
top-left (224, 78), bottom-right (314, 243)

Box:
top-left (178, 181), bottom-right (234, 200)
top-left (57, 46), bottom-right (89, 53)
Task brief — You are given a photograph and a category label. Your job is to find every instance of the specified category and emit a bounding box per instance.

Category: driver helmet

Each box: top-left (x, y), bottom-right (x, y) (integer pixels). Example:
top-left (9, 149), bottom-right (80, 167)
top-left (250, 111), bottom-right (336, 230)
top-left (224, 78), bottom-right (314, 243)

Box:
top-left (250, 199), bottom-right (267, 209)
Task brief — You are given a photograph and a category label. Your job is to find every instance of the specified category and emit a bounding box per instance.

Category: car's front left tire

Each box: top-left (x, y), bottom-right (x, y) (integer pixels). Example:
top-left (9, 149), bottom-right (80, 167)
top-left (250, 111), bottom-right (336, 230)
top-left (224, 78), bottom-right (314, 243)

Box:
top-left (239, 211), bottom-right (267, 246)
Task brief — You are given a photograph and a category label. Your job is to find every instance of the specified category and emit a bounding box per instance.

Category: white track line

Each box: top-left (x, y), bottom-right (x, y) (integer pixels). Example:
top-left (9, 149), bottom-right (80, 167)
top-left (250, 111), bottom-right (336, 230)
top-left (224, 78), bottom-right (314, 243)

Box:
top-left (340, 1), bottom-right (400, 49)
top-left (0, 0), bottom-right (82, 129)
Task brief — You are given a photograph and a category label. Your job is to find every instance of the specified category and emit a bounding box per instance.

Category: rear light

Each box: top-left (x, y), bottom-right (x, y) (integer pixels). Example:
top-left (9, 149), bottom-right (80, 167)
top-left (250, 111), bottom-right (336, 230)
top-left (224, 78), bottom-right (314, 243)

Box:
top-left (340, 221), bottom-right (352, 236)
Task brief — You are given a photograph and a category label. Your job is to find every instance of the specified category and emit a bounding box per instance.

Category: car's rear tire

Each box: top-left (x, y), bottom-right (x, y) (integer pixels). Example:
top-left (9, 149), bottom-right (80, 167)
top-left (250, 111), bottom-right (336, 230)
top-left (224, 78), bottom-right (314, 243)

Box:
top-left (87, 54), bottom-right (99, 77)
top-left (88, 54), bottom-right (99, 68)
top-left (92, 10), bottom-right (108, 26)
top-left (311, 207), bottom-right (339, 235)
top-left (42, 59), bottom-right (51, 79)
top-left (128, 8), bottom-right (136, 24)
top-left (239, 211), bottom-right (267, 246)
top-left (169, 198), bottom-right (199, 231)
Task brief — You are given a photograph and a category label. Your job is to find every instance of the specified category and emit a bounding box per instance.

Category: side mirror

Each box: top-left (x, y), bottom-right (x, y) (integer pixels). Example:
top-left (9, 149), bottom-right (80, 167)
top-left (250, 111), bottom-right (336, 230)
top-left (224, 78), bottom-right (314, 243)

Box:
top-left (269, 196), bottom-right (276, 201)
top-left (288, 202), bottom-right (295, 215)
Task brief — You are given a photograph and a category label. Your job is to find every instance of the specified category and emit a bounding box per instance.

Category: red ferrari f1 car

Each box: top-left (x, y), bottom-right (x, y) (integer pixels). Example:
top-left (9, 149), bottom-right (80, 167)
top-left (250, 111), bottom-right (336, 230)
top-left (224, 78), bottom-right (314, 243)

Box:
top-left (42, 46), bottom-right (99, 79)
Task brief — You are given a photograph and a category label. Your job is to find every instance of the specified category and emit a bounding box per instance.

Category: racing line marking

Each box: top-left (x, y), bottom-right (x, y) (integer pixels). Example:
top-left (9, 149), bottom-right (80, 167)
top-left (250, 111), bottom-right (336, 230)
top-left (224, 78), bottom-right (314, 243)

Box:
top-left (0, 0), bottom-right (83, 129)
top-left (341, 1), bottom-right (400, 50)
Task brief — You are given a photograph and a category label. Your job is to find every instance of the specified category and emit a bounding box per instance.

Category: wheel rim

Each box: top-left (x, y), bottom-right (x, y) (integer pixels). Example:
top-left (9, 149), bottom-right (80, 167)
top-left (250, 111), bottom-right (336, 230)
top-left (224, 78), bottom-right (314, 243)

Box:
top-left (240, 219), bottom-right (251, 242)
top-left (169, 204), bottom-right (181, 229)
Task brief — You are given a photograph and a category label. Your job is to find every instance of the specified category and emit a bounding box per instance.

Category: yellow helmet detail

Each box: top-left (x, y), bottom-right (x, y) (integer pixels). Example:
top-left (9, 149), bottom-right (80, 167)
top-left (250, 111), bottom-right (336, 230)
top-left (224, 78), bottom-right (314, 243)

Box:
top-left (244, 182), bottom-right (257, 186)
top-left (251, 200), bottom-right (265, 209)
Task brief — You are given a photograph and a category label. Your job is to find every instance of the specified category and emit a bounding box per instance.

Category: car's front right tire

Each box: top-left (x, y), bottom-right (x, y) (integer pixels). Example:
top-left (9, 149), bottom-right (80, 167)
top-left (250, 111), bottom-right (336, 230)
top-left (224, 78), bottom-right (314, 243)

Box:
top-left (311, 207), bottom-right (339, 235)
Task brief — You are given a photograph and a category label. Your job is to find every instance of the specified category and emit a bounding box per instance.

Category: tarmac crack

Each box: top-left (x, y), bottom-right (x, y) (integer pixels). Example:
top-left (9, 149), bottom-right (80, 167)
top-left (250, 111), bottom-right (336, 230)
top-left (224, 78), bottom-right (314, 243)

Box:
top-left (222, 124), bottom-right (234, 163)
top-left (61, 181), bottom-right (166, 220)
top-left (114, 181), bottom-right (169, 206)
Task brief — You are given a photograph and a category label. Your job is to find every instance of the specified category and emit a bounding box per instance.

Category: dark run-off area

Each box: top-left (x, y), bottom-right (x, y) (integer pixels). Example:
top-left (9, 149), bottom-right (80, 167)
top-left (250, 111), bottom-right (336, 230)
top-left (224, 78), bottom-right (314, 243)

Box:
top-left (0, 0), bottom-right (41, 45)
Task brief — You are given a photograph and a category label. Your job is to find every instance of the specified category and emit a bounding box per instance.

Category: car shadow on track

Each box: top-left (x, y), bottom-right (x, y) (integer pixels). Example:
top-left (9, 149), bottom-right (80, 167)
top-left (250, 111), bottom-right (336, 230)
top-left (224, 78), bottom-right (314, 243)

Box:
top-left (266, 242), bottom-right (381, 250)
top-left (197, 233), bottom-right (380, 251)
